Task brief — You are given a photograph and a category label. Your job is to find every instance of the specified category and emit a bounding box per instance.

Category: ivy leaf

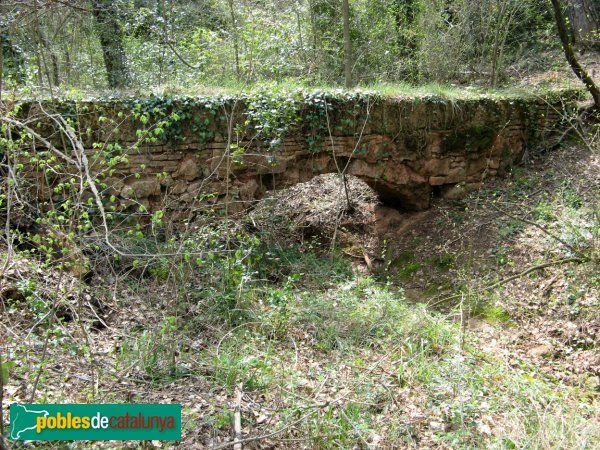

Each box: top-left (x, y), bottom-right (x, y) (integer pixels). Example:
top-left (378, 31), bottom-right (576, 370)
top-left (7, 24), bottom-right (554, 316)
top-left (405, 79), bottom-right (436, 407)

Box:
top-left (1, 361), bottom-right (16, 384)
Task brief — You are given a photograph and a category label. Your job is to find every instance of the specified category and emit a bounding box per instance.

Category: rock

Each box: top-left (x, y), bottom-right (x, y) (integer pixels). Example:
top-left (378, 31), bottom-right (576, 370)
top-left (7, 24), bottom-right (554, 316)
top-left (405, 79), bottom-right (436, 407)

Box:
top-left (25, 96), bottom-right (575, 219)
top-left (174, 155), bottom-right (200, 181)
top-left (122, 178), bottom-right (161, 198)
top-left (170, 180), bottom-right (188, 195)
top-left (238, 179), bottom-right (259, 201)
top-left (440, 182), bottom-right (483, 200)
top-left (528, 344), bottom-right (554, 358)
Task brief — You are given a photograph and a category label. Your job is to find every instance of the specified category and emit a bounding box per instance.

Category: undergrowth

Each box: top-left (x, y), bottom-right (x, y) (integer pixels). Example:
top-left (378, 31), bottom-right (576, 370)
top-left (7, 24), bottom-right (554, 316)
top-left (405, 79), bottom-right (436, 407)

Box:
top-left (1, 83), bottom-right (598, 449)
top-left (3, 227), bottom-right (598, 448)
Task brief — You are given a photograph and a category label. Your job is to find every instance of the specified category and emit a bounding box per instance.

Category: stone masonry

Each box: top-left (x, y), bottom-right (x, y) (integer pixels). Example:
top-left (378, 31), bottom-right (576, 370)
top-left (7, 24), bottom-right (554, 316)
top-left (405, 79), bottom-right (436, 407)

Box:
top-left (27, 94), bottom-right (573, 220)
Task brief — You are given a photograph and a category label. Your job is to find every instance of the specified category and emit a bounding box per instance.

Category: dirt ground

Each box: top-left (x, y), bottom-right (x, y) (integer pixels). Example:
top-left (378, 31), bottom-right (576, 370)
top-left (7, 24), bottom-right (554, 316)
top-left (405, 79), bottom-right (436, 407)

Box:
top-left (373, 142), bottom-right (599, 389)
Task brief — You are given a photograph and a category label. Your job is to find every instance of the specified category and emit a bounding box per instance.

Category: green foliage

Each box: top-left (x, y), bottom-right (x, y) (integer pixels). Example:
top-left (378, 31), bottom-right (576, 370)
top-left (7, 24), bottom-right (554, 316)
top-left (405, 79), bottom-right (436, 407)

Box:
top-left (477, 304), bottom-right (512, 324)
top-left (210, 340), bottom-right (274, 392)
top-left (117, 316), bottom-right (189, 383)
top-left (1, 360), bottom-right (16, 384)
top-left (533, 201), bottom-right (556, 222)
top-left (1, 0), bottom-right (566, 93)
top-left (123, 95), bottom-right (226, 146)
top-left (497, 218), bottom-right (525, 239)
top-left (426, 254), bottom-right (456, 271)
top-left (418, 0), bottom-right (558, 84)
top-left (292, 278), bottom-right (439, 350)
top-left (245, 92), bottom-right (302, 150)
top-left (1, 27), bottom-right (25, 83)
top-left (256, 244), bottom-right (352, 289)
top-left (390, 251), bottom-right (423, 280)
top-left (1, 5), bottom-right (598, 445)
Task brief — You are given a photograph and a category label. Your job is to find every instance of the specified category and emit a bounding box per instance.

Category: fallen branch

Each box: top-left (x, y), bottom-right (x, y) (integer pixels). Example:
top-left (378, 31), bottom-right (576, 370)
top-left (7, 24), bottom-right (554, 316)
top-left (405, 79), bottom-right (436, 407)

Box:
top-left (429, 256), bottom-right (584, 308)
top-left (233, 383), bottom-right (243, 450)
top-left (490, 203), bottom-right (585, 258)
top-left (211, 409), bottom-right (317, 450)
top-left (0, 346), bottom-right (5, 439)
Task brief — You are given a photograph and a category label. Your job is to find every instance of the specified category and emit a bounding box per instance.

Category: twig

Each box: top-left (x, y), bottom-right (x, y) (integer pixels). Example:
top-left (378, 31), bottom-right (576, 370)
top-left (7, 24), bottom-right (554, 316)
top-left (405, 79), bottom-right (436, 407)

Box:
top-left (0, 116), bottom-right (79, 166)
top-left (233, 383), bottom-right (243, 450)
top-left (490, 203), bottom-right (585, 258)
top-left (211, 409), bottom-right (317, 450)
top-left (5, 109), bottom-right (215, 258)
top-left (2, 123), bottom-right (15, 272)
top-left (0, 344), bottom-right (5, 438)
top-left (164, 40), bottom-right (202, 70)
top-left (339, 407), bottom-right (371, 448)
top-left (549, 0), bottom-right (600, 109)
top-left (29, 269), bottom-right (66, 402)
top-left (216, 322), bottom-right (261, 358)
top-left (541, 274), bottom-right (560, 297)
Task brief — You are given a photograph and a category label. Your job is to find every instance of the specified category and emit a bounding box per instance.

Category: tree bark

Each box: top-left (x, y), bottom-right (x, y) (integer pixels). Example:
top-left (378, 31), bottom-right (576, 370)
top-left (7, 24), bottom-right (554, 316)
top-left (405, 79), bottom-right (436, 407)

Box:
top-left (227, 0), bottom-right (241, 82)
top-left (550, 0), bottom-right (600, 109)
top-left (394, 0), bottom-right (418, 80)
top-left (32, 0), bottom-right (53, 93)
top-left (566, 0), bottom-right (600, 49)
top-left (296, 3), bottom-right (307, 66)
top-left (342, 0), bottom-right (352, 88)
top-left (91, 0), bottom-right (129, 89)
top-left (0, 31), bottom-right (4, 102)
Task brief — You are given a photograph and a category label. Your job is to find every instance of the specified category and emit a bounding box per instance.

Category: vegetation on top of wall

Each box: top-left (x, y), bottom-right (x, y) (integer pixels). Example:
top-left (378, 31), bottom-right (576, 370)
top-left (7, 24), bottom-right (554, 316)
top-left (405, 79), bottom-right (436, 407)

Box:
top-left (11, 81), bottom-right (589, 106)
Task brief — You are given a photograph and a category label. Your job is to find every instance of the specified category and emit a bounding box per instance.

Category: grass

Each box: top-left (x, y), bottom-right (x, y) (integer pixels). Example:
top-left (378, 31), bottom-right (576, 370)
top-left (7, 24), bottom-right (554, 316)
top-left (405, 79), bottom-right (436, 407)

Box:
top-left (390, 251), bottom-right (423, 281)
top-left (135, 272), bottom-right (598, 446)
top-left (12, 76), bottom-right (586, 103)
top-left (476, 304), bottom-right (512, 324)
top-left (185, 277), bottom-right (596, 448)
top-left (426, 254), bottom-right (456, 271)
top-left (3, 238), bottom-right (598, 448)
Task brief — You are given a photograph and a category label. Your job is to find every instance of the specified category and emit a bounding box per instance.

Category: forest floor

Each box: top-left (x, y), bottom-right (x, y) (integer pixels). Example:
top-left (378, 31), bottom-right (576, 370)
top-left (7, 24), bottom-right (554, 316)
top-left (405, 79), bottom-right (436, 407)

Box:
top-left (1, 125), bottom-right (599, 448)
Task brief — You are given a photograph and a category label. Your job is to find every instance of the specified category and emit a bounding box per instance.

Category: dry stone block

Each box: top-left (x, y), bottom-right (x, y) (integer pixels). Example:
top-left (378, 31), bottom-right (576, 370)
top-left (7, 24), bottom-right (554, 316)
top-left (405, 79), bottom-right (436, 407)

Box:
top-left (122, 178), bottom-right (161, 198)
top-left (174, 154), bottom-right (200, 181)
top-left (38, 95), bottom-right (572, 217)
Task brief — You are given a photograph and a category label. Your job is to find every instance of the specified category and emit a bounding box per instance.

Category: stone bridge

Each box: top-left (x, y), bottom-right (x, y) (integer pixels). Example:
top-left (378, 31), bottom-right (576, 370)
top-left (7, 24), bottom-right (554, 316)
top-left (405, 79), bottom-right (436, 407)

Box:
top-left (26, 92), bottom-right (577, 220)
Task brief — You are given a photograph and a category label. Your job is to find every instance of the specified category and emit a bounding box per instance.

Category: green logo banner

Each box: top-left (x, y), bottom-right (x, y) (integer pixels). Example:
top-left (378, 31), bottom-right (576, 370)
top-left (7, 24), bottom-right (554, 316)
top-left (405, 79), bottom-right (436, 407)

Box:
top-left (10, 404), bottom-right (181, 441)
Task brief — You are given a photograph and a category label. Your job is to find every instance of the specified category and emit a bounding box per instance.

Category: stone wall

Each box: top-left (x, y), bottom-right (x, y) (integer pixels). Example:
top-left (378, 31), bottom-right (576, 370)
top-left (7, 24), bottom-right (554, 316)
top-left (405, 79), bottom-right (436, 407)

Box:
top-left (27, 94), bottom-right (573, 220)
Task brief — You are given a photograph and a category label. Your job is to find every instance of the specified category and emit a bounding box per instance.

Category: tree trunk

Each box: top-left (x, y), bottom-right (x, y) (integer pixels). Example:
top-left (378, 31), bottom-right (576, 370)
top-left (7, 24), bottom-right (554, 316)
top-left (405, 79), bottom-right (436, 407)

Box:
top-left (550, 0), bottom-right (600, 109)
top-left (32, 0), bottom-right (53, 93)
top-left (342, 0), bottom-right (352, 88)
top-left (1, 25), bottom-right (24, 87)
top-left (308, 0), bottom-right (319, 58)
top-left (227, 0), bottom-right (241, 82)
top-left (91, 0), bottom-right (129, 89)
top-left (0, 30), bottom-right (3, 102)
top-left (394, 0), bottom-right (418, 80)
top-left (296, 3), bottom-right (307, 66)
top-left (566, 0), bottom-right (600, 49)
